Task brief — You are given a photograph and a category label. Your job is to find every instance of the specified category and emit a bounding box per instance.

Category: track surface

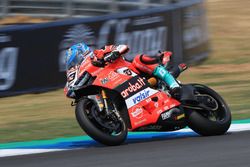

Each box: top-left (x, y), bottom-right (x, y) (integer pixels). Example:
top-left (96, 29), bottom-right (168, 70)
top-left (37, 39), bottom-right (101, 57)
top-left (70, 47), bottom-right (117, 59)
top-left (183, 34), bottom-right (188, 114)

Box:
top-left (1, 131), bottom-right (250, 167)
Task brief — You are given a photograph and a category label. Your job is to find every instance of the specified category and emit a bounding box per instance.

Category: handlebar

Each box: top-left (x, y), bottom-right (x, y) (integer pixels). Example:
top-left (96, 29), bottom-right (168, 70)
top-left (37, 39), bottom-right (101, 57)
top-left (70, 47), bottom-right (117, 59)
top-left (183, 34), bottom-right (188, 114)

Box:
top-left (103, 51), bottom-right (120, 62)
top-left (91, 51), bottom-right (121, 67)
top-left (103, 53), bottom-right (113, 62)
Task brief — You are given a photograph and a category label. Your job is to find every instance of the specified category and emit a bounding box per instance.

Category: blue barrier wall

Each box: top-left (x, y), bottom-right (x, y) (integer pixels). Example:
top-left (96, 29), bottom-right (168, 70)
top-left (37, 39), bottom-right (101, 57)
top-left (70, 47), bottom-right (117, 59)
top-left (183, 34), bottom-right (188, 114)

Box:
top-left (0, 0), bottom-right (209, 97)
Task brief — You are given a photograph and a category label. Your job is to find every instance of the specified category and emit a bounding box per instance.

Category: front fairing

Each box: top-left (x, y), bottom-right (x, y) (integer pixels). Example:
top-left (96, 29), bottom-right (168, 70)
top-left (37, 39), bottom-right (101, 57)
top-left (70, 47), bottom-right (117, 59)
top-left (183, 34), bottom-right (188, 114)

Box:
top-left (91, 58), bottom-right (133, 89)
top-left (78, 57), bottom-right (101, 77)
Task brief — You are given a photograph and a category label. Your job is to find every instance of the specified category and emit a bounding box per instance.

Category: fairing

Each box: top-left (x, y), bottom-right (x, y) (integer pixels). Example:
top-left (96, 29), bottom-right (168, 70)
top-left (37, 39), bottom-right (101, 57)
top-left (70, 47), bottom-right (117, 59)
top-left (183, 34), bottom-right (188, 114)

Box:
top-left (76, 56), bottom-right (181, 130)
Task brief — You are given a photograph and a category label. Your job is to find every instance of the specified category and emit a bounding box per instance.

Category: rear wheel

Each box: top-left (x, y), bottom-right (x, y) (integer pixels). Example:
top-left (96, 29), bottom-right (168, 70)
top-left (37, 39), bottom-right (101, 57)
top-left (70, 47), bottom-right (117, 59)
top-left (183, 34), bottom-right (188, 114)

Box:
top-left (184, 84), bottom-right (231, 136)
top-left (75, 98), bottom-right (127, 146)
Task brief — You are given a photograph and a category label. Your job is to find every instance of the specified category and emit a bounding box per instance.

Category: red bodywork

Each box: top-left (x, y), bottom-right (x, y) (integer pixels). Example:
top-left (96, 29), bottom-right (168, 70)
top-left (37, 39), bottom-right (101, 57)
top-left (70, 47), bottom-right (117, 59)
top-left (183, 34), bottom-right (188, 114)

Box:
top-left (78, 56), bottom-right (180, 130)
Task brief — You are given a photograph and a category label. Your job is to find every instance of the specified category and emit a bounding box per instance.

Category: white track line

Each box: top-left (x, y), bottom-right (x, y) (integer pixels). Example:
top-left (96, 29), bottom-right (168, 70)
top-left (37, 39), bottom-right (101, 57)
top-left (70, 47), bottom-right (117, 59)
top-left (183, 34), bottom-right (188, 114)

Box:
top-left (176, 123), bottom-right (250, 133)
top-left (1, 123), bottom-right (250, 158)
top-left (0, 149), bottom-right (67, 158)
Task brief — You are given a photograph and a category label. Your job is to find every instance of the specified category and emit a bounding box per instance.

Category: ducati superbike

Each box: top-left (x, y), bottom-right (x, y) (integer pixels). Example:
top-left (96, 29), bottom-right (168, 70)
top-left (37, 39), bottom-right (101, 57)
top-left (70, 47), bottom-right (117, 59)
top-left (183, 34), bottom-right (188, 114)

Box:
top-left (71, 52), bottom-right (231, 146)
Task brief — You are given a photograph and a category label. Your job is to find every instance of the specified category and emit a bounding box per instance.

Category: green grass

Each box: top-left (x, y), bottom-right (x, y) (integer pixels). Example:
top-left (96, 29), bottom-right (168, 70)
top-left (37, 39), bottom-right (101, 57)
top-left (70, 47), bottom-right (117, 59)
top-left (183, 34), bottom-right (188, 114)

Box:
top-left (1, 0), bottom-right (250, 143)
top-left (0, 118), bottom-right (82, 143)
top-left (0, 90), bottom-right (84, 143)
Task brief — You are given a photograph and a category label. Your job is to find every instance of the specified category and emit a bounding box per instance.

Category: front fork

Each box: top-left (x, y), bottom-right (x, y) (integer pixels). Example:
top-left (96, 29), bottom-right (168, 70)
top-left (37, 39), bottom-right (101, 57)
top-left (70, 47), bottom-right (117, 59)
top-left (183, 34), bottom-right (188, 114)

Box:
top-left (99, 89), bottom-right (123, 121)
top-left (100, 89), bottom-right (112, 115)
top-left (93, 90), bottom-right (115, 114)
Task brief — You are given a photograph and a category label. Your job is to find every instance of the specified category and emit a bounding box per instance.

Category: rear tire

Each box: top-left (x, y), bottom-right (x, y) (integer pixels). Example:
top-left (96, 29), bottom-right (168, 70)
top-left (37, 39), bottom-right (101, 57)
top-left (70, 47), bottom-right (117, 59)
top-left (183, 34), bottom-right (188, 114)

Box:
top-left (75, 98), bottom-right (127, 146)
top-left (185, 84), bottom-right (231, 136)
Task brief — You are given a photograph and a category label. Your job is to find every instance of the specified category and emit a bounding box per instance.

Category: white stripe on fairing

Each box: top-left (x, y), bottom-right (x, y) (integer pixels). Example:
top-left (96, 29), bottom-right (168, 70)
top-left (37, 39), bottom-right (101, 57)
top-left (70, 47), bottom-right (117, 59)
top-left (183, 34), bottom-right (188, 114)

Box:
top-left (0, 149), bottom-right (67, 158)
top-left (1, 123), bottom-right (250, 157)
top-left (125, 87), bottom-right (158, 109)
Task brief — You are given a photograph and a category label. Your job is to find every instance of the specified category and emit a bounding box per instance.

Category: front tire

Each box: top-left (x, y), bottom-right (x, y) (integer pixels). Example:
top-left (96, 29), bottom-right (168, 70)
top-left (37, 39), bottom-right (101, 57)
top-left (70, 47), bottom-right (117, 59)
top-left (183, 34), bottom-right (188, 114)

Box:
top-left (185, 84), bottom-right (231, 136)
top-left (75, 98), bottom-right (128, 146)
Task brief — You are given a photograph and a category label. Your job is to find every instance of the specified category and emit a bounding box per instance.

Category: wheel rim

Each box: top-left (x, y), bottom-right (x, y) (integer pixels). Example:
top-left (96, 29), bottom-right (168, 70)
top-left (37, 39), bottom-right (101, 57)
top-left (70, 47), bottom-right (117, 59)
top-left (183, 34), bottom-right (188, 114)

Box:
top-left (192, 87), bottom-right (229, 122)
top-left (85, 100), bottom-right (124, 136)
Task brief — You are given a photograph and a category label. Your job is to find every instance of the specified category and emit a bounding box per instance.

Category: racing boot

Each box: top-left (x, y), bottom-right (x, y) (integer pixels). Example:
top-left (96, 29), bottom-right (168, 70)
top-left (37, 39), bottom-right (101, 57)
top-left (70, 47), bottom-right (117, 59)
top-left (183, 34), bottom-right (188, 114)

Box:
top-left (169, 63), bottom-right (188, 78)
top-left (153, 65), bottom-right (181, 99)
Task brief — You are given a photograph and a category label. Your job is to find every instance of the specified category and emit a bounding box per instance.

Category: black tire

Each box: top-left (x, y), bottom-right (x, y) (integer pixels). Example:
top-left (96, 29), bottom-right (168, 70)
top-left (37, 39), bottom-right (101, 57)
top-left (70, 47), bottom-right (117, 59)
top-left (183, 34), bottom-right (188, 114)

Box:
top-left (75, 98), bottom-right (128, 146)
top-left (185, 84), bottom-right (231, 136)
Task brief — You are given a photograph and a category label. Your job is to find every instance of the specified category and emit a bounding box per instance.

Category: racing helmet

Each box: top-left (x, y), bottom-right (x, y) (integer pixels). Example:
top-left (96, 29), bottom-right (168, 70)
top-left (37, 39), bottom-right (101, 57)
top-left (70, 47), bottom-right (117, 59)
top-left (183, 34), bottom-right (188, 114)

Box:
top-left (65, 42), bottom-right (93, 70)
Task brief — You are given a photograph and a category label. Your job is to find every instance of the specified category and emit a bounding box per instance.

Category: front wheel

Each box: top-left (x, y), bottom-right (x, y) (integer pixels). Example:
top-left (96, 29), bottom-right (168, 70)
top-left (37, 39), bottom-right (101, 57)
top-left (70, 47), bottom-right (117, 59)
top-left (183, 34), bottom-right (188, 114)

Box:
top-left (184, 84), bottom-right (231, 136)
top-left (75, 98), bottom-right (128, 146)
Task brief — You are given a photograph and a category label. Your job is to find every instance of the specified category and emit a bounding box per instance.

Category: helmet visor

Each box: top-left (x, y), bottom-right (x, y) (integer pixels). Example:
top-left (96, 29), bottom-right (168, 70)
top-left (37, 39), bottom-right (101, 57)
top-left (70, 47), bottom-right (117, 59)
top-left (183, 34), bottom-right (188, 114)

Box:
top-left (66, 53), bottom-right (84, 70)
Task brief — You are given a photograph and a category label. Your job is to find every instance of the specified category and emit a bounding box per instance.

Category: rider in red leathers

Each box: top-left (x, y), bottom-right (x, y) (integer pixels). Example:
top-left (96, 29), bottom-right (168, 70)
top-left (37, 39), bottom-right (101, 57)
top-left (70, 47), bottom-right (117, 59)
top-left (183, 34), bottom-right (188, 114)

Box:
top-left (64, 43), bottom-right (183, 99)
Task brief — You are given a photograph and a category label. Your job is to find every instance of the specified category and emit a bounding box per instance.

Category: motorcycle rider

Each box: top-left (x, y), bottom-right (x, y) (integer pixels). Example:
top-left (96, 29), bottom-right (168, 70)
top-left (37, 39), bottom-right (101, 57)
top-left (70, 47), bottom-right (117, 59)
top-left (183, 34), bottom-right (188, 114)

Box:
top-left (64, 42), bottom-right (183, 99)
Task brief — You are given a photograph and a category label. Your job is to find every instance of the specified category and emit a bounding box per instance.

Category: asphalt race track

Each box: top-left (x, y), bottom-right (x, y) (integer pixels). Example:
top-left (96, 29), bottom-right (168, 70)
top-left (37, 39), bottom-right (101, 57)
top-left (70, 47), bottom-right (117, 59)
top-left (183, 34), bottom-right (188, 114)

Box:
top-left (1, 131), bottom-right (250, 167)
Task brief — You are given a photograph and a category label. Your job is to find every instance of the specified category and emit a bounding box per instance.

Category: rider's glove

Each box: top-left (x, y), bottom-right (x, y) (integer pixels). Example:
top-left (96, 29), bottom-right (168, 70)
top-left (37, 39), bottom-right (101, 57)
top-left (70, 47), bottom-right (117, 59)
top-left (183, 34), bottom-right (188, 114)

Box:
top-left (92, 59), bottom-right (105, 67)
top-left (104, 51), bottom-right (120, 63)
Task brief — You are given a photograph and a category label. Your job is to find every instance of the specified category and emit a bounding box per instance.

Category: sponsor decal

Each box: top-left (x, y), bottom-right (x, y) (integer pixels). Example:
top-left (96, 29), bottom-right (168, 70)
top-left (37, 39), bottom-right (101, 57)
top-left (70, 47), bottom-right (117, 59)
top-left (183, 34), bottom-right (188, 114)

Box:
top-left (116, 67), bottom-right (137, 77)
top-left (108, 71), bottom-right (119, 80)
top-left (0, 34), bottom-right (11, 43)
top-left (101, 78), bottom-right (109, 85)
top-left (0, 47), bottom-right (19, 91)
top-left (132, 89), bottom-right (150, 104)
top-left (154, 102), bottom-right (159, 108)
top-left (137, 125), bottom-right (162, 131)
top-left (146, 98), bottom-right (151, 103)
top-left (121, 77), bottom-right (146, 98)
top-left (159, 68), bottom-right (167, 77)
top-left (123, 69), bottom-right (133, 76)
top-left (131, 107), bottom-right (143, 119)
top-left (100, 71), bottom-right (119, 85)
top-left (164, 105), bottom-right (170, 111)
top-left (67, 71), bottom-right (76, 84)
top-left (170, 104), bottom-right (176, 108)
top-left (157, 109), bottom-right (163, 115)
top-left (66, 68), bottom-right (79, 87)
top-left (176, 114), bottom-right (185, 120)
top-left (125, 87), bottom-right (158, 109)
top-left (161, 110), bottom-right (174, 120)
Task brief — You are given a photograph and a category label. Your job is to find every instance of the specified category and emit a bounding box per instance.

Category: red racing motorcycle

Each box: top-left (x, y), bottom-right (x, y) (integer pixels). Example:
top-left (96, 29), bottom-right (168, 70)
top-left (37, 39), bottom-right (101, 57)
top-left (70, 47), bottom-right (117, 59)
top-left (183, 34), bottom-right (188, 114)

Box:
top-left (71, 52), bottom-right (231, 146)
